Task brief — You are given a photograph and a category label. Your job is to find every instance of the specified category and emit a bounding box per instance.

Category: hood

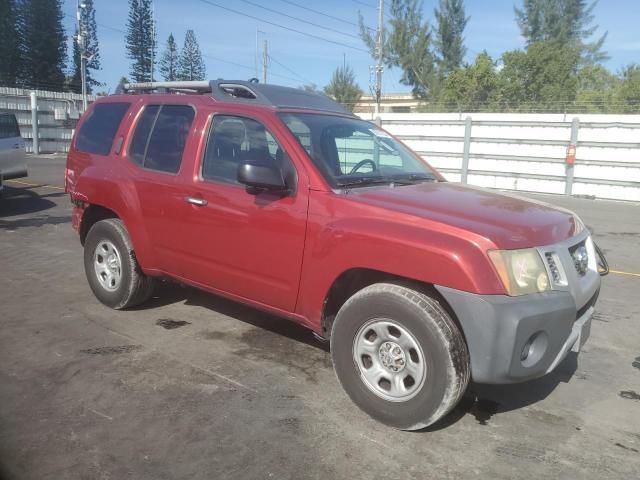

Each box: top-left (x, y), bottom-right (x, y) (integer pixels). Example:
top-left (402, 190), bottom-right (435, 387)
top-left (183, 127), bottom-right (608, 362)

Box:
top-left (347, 182), bottom-right (579, 249)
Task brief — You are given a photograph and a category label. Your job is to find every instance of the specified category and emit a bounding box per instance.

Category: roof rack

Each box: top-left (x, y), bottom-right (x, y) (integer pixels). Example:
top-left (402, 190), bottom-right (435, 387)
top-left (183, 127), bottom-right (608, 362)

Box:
top-left (117, 79), bottom-right (353, 116)
top-left (120, 80), bottom-right (211, 94)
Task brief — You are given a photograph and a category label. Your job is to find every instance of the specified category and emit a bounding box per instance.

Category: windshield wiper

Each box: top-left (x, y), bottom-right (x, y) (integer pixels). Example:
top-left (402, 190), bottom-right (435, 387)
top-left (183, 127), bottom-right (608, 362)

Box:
top-left (337, 174), bottom-right (435, 189)
top-left (337, 177), bottom-right (402, 188)
top-left (393, 173), bottom-right (435, 183)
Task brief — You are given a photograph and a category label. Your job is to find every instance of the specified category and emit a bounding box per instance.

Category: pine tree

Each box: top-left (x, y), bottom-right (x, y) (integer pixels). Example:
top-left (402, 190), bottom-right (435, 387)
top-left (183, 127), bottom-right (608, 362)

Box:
top-left (17, 0), bottom-right (67, 90)
top-left (359, 0), bottom-right (435, 98)
top-left (126, 0), bottom-right (155, 82)
top-left (433, 0), bottom-right (469, 75)
top-left (514, 0), bottom-right (608, 64)
top-left (0, 0), bottom-right (20, 87)
top-left (159, 33), bottom-right (180, 81)
top-left (178, 30), bottom-right (206, 81)
top-left (324, 65), bottom-right (363, 112)
top-left (69, 0), bottom-right (101, 93)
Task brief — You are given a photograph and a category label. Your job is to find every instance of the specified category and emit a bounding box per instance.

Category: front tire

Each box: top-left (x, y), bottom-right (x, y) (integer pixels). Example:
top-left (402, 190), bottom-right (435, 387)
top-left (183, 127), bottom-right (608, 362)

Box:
top-left (83, 218), bottom-right (154, 309)
top-left (330, 283), bottom-right (470, 430)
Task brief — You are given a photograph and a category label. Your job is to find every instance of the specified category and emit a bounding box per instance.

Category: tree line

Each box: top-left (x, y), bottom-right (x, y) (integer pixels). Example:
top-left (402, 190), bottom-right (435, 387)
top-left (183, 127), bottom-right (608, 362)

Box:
top-left (1, 0), bottom-right (637, 113)
top-left (350, 0), bottom-right (640, 113)
top-left (0, 0), bottom-right (206, 94)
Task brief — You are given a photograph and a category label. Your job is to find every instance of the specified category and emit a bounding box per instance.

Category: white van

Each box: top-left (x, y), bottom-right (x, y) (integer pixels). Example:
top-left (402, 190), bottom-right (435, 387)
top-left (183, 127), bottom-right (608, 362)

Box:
top-left (0, 112), bottom-right (27, 193)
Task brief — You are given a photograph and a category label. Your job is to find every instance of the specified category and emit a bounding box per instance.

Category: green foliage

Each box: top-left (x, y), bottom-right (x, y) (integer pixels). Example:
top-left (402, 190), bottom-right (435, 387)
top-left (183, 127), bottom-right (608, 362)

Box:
top-left (575, 64), bottom-right (619, 112)
top-left (0, 0), bottom-right (20, 86)
top-left (159, 34), bottom-right (180, 81)
top-left (433, 0), bottom-right (469, 75)
top-left (514, 0), bottom-right (608, 64)
top-left (178, 30), bottom-right (206, 81)
top-left (615, 65), bottom-right (640, 113)
top-left (324, 65), bottom-right (363, 112)
top-left (359, 0), bottom-right (436, 98)
top-left (69, 0), bottom-right (101, 93)
top-left (498, 41), bottom-right (580, 111)
top-left (435, 52), bottom-right (500, 111)
top-left (126, 0), bottom-right (155, 82)
top-left (17, 0), bottom-right (67, 90)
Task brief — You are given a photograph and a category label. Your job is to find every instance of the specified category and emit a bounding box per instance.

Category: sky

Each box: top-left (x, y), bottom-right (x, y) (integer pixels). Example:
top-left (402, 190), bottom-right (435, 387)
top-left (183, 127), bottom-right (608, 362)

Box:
top-left (62, 0), bottom-right (640, 94)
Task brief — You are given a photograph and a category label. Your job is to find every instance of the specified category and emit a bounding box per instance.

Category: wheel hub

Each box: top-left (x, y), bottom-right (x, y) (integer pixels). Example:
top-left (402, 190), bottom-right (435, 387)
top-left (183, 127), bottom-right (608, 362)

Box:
top-left (107, 254), bottom-right (119, 272)
top-left (378, 341), bottom-right (406, 372)
top-left (93, 240), bottom-right (122, 292)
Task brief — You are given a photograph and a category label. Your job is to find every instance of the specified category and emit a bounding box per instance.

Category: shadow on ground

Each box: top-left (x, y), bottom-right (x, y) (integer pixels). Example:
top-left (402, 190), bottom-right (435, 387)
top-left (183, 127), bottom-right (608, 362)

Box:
top-left (0, 186), bottom-right (68, 230)
top-left (134, 281), bottom-right (578, 429)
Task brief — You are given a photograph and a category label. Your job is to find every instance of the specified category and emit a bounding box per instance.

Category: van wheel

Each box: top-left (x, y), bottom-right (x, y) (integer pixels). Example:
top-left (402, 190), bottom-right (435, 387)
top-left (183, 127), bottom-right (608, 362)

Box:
top-left (84, 218), bottom-right (154, 309)
top-left (330, 283), bottom-right (470, 430)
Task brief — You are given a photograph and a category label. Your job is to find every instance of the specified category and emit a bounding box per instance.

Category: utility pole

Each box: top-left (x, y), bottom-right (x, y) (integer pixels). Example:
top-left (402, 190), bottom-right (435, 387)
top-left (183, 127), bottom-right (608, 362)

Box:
top-left (255, 28), bottom-right (259, 79)
top-left (76, 0), bottom-right (87, 111)
top-left (374, 0), bottom-right (384, 117)
top-left (262, 39), bottom-right (268, 84)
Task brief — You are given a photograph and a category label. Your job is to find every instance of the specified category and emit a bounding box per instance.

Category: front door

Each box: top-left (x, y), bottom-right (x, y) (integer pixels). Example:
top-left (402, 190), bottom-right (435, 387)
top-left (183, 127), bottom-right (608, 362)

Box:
top-left (173, 113), bottom-right (308, 313)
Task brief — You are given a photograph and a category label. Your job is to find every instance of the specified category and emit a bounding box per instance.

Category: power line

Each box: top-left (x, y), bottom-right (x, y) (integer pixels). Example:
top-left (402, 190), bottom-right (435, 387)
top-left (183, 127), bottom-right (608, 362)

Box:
top-left (351, 0), bottom-right (377, 9)
top-left (96, 22), bottom-right (126, 34)
top-left (235, 0), bottom-right (361, 40)
top-left (277, 0), bottom-right (376, 32)
top-left (268, 54), bottom-right (313, 84)
top-left (201, 53), bottom-right (301, 84)
top-left (195, 0), bottom-right (368, 53)
top-left (64, 13), bottom-right (126, 34)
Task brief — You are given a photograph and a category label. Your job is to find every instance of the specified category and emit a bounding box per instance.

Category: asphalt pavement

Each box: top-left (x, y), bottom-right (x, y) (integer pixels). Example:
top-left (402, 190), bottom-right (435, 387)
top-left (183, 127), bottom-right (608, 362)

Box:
top-left (0, 155), bottom-right (638, 479)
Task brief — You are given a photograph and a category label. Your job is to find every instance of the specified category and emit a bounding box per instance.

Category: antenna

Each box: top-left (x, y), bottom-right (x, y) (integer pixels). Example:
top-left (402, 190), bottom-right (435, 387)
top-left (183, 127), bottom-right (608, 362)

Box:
top-left (374, 0), bottom-right (384, 117)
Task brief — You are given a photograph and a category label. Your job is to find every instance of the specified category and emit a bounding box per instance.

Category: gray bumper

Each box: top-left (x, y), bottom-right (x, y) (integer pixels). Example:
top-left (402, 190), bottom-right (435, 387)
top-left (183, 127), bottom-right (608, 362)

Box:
top-left (436, 286), bottom-right (598, 383)
top-left (435, 231), bottom-right (601, 384)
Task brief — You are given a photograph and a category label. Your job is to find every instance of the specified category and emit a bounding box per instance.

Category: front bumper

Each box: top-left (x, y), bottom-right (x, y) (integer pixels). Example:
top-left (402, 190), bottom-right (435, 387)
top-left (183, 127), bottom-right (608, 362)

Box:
top-left (435, 231), bottom-right (601, 384)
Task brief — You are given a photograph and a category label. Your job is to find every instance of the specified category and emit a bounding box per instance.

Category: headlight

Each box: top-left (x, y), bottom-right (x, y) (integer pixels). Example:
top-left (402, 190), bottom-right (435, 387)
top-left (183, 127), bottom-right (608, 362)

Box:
top-left (488, 248), bottom-right (551, 296)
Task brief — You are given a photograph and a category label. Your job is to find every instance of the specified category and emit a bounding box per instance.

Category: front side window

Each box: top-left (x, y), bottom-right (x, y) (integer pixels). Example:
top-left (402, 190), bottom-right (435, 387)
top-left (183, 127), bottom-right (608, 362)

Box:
top-left (202, 115), bottom-right (293, 185)
top-left (279, 113), bottom-right (436, 189)
top-left (128, 104), bottom-right (195, 173)
top-left (76, 103), bottom-right (130, 155)
top-left (0, 114), bottom-right (20, 139)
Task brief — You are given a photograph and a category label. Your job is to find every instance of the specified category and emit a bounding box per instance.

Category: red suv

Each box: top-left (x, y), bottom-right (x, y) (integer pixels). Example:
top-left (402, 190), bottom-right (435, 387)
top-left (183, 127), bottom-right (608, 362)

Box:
top-left (65, 80), bottom-right (604, 430)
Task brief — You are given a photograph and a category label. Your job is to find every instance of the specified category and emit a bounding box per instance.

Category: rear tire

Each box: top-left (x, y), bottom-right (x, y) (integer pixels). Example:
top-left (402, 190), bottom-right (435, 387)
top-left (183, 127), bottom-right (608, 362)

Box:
top-left (330, 283), bottom-right (470, 430)
top-left (83, 218), bottom-right (154, 309)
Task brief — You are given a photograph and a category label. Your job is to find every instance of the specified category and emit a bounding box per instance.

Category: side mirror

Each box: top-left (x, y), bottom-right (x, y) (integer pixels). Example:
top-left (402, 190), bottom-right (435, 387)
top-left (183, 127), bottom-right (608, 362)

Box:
top-left (237, 161), bottom-right (288, 193)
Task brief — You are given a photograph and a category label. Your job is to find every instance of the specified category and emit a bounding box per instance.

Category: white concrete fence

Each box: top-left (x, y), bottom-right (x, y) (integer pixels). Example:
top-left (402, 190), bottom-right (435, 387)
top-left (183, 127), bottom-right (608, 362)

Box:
top-left (2, 86), bottom-right (639, 202)
top-left (0, 87), bottom-right (94, 154)
top-left (366, 112), bottom-right (640, 202)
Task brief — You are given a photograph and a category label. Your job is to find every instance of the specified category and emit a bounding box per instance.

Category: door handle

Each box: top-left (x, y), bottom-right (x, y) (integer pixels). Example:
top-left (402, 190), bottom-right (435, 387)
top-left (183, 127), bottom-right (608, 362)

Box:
top-left (13, 144), bottom-right (21, 149)
top-left (184, 196), bottom-right (208, 206)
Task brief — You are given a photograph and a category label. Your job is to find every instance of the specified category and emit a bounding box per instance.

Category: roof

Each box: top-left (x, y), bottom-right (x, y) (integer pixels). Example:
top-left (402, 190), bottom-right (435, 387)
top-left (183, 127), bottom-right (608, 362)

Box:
top-left (118, 79), bottom-right (353, 116)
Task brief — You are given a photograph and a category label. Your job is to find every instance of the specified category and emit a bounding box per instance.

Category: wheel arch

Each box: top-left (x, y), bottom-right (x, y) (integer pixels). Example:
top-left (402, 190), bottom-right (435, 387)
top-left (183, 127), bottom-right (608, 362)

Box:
top-left (319, 268), bottom-right (465, 345)
top-left (80, 204), bottom-right (119, 245)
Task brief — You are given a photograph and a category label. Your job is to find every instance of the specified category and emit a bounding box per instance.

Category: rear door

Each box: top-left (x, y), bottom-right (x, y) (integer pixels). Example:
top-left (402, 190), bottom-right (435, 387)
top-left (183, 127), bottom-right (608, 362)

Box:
top-left (0, 113), bottom-right (26, 180)
top-left (122, 101), bottom-right (201, 273)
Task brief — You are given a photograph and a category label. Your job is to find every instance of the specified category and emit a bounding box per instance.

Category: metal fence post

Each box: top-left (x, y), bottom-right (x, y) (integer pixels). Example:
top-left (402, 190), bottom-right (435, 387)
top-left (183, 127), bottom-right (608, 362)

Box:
top-left (565, 117), bottom-right (579, 195)
top-left (30, 91), bottom-right (39, 155)
top-left (461, 116), bottom-right (472, 183)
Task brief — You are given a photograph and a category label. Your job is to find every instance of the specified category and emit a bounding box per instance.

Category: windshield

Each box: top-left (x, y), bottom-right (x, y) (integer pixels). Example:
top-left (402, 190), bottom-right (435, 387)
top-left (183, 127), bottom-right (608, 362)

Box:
top-left (278, 113), bottom-right (438, 188)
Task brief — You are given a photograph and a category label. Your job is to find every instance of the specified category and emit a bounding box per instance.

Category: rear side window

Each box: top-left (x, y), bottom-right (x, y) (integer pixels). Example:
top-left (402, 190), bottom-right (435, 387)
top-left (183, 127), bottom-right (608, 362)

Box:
top-left (0, 114), bottom-right (20, 139)
top-left (128, 104), bottom-right (195, 173)
top-left (76, 103), bottom-right (130, 155)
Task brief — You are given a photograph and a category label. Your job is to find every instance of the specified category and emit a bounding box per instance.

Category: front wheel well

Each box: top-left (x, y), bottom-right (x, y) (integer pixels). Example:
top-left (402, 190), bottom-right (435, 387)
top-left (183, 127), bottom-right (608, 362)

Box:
top-left (320, 268), bottom-right (464, 343)
top-left (79, 204), bottom-right (119, 245)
